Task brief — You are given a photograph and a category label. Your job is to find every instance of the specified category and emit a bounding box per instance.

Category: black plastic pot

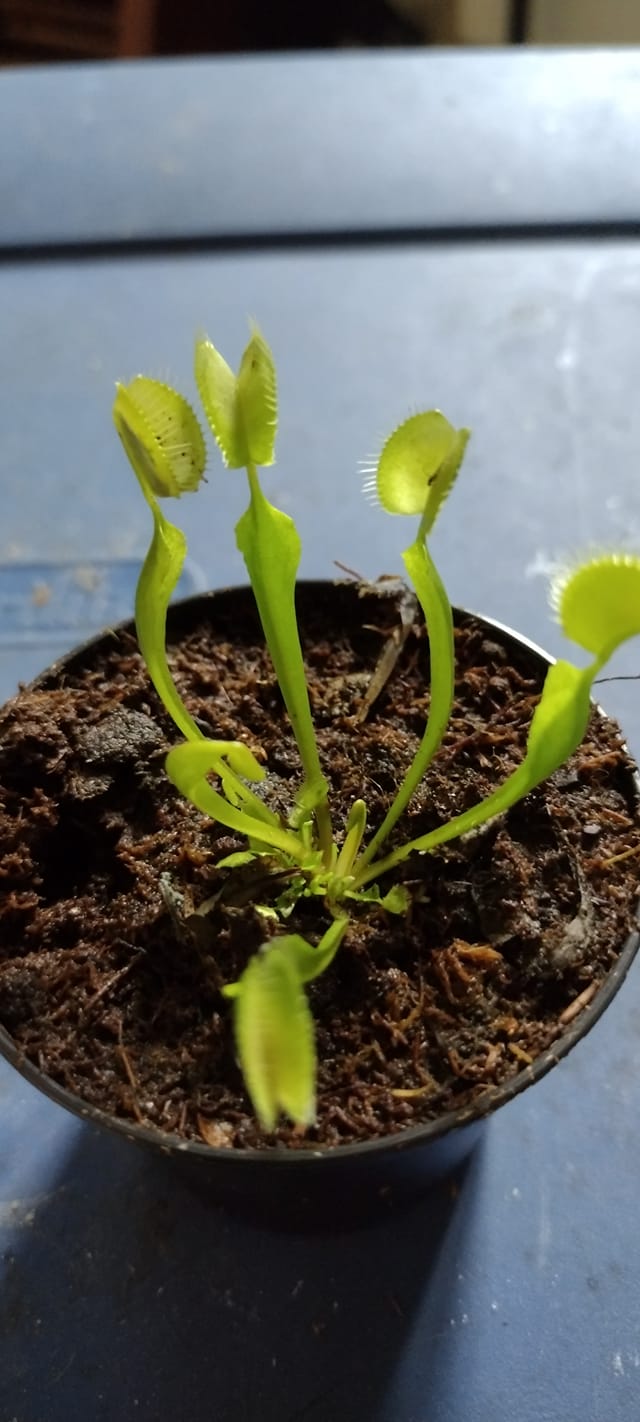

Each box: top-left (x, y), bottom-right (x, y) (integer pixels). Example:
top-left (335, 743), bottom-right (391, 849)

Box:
top-left (1, 584), bottom-right (639, 1226)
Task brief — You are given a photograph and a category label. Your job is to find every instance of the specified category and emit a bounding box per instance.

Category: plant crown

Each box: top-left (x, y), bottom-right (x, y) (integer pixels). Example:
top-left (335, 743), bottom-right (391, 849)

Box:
top-left (113, 326), bottom-right (640, 1132)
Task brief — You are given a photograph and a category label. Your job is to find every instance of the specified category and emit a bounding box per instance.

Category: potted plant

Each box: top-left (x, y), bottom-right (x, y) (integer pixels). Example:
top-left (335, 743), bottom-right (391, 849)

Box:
top-left (1, 325), bottom-right (639, 1219)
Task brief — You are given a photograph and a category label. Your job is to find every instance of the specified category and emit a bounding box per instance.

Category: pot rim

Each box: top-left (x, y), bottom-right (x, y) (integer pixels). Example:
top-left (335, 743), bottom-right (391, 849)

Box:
top-left (1, 581), bottom-right (638, 1169)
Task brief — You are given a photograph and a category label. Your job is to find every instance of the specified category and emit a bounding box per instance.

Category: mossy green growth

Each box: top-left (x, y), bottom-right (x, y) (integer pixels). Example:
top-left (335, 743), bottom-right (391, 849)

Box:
top-left (113, 326), bottom-right (640, 1132)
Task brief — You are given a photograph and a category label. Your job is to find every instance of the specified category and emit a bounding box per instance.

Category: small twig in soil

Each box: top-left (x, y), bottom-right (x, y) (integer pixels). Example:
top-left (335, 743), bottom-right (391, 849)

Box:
top-left (558, 981), bottom-right (599, 1025)
top-left (371, 1007), bottom-right (410, 1046)
top-left (434, 948), bottom-right (479, 1003)
top-left (447, 1045), bottom-right (478, 1079)
top-left (390, 1082), bottom-right (435, 1100)
top-left (508, 1043), bottom-right (534, 1065)
top-left (445, 727), bottom-right (517, 758)
top-left (597, 806), bottom-right (634, 827)
top-left (81, 953), bottom-right (141, 1018)
top-left (357, 587), bottom-right (417, 722)
top-left (333, 560), bottom-right (365, 581)
top-left (393, 980), bottom-right (425, 1032)
top-left (455, 942), bottom-right (503, 968)
top-left (599, 844), bottom-right (640, 869)
top-left (117, 1032), bottom-right (144, 1124)
top-left (575, 750), bottom-right (625, 774)
top-left (483, 1043), bottom-right (503, 1074)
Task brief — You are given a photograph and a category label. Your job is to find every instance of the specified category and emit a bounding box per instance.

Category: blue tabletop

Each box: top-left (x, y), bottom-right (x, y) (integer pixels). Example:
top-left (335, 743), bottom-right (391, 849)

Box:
top-left (1, 51), bottom-right (640, 1422)
top-left (1, 49), bottom-right (640, 251)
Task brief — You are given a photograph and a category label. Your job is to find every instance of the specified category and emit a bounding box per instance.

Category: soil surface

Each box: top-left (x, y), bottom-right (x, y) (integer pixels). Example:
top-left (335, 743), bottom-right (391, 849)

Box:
top-left (0, 581), bottom-right (638, 1151)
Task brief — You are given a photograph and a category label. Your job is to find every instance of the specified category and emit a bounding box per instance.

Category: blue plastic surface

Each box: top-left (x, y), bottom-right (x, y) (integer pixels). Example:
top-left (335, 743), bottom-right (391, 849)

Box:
top-left (1, 50), bottom-right (640, 250)
top-left (1, 52), bottom-right (640, 1422)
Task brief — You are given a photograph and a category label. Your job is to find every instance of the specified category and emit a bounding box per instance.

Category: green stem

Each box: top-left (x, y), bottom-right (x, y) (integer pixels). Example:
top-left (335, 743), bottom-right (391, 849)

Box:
top-left (358, 655), bottom-right (601, 887)
top-left (136, 491), bottom-right (277, 827)
top-left (356, 770), bottom-right (528, 886)
top-left (238, 464), bottom-right (334, 866)
top-left (355, 535), bottom-right (454, 874)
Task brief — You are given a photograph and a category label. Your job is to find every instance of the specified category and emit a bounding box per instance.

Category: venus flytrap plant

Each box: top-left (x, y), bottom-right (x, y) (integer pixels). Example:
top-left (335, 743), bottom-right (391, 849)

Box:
top-left (114, 325), bottom-right (640, 1133)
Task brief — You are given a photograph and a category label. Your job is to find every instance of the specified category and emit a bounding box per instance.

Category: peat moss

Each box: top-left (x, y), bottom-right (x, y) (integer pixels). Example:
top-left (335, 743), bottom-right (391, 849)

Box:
top-left (0, 582), bottom-right (638, 1150)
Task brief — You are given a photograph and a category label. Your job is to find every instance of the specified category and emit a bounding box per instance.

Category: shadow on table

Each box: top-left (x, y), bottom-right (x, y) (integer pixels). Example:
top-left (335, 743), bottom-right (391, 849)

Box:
top-left (0, 1121), bottom-right (486, 1422)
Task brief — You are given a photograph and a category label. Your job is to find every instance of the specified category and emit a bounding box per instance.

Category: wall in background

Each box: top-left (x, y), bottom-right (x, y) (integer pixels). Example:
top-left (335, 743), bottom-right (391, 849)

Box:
top-left (529, 0), bottom-right (640, 44)
top-left (452, 0), bottom-right (511, 43)
top-left (3, 0), bottom-right (640, 62)
top-left (423, 0), bottom-right (640, 45)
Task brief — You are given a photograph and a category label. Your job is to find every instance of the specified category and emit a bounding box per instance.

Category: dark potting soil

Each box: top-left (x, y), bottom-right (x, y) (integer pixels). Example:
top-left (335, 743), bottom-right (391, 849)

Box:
top-left (0, 581), bottom-right (638, 1151)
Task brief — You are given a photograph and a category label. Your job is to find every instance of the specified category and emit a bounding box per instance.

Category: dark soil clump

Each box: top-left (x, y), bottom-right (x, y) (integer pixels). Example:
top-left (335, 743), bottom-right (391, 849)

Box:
top-left (0, 582), bottom-right (638, 1150)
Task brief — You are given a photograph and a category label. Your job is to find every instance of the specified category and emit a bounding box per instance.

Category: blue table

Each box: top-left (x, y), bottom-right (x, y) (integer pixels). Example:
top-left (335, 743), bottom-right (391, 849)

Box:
top-left (1, 50), bottom-right (640, 1422)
